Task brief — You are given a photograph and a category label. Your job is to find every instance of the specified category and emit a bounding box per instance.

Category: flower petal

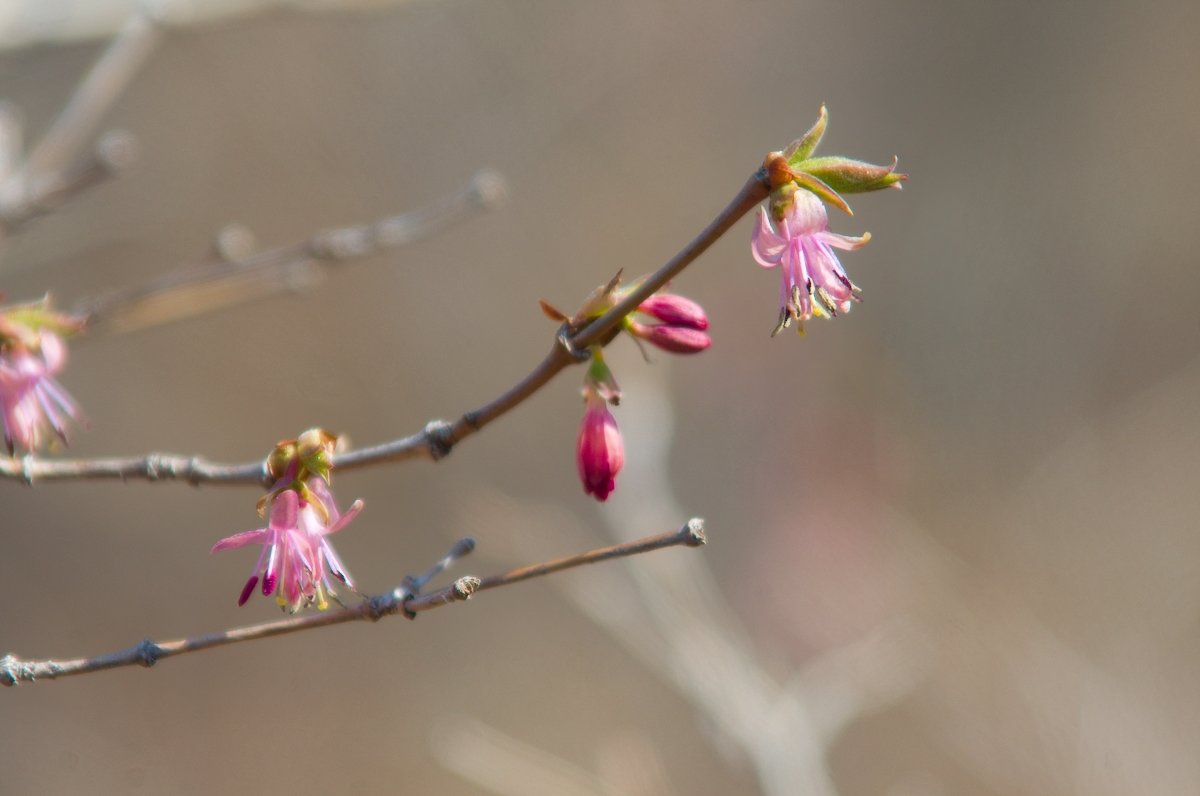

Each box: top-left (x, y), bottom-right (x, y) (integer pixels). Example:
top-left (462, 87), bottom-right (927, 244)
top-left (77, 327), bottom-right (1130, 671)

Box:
top-left (268, 489), bottom-right (300, 531)
top-left (750, 208), bottom-right (786, 268)
top-left (816, 230), bottom-right (871, 251)
top-left (323, 499), bottom-right (363, 536)
top-left (211, 528), bottom-right (268, 553)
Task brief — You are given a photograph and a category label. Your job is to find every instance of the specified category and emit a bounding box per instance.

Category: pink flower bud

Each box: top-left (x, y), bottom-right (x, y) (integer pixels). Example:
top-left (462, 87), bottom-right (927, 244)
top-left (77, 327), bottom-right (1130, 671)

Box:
top-left (576, 390), bottom-right (624, 502)
top-left (636, 293), bottom-right (709, 331)
top-left (627, 320), bottom-right (712, 354)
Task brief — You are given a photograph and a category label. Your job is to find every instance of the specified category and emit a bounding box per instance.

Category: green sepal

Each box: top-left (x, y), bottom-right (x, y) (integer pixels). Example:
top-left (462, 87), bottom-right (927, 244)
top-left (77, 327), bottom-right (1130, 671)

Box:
top-left (790, 172), bottom-right (853, 216)
top-left (795, 155), bottom-right (906, 194)
top-left (584, 346), bottom-right (621, 405)
top-left (784, 105), bottom-right (828, 166)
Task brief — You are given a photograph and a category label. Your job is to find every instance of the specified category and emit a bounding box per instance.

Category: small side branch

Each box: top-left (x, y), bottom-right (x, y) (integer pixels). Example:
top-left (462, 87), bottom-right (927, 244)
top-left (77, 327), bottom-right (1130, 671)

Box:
top-left (0, 520), bottom-right (705, 687)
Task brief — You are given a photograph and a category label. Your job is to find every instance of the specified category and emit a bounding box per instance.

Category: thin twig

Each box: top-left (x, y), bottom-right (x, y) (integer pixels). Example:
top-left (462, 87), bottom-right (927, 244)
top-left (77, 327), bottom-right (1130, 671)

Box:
top-left (75, 169), bottom-right (508, 334)
top-left (0, 520), bottom-right (705, 687)
top-left (0, 170), bottom-right (766, 485)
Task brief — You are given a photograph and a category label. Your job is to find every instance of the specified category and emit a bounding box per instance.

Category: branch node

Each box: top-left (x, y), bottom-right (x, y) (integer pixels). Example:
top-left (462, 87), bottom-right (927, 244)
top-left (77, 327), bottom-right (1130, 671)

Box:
top-left (556, 325), bottom-right (591, 362)
top-left (424, 419), bottom-right (456, 460)
top-left (469, 169), bottom-right (509, 208)
top-left (20, 454), bottom-right (35, 486)
top-left (144, 454), bottom-right (164, 481)
top-left (95, 129), bottom-right (138, 173)
top-left (186, 456), bottom-right (204, 486)
top-left (134, 639), bottom-right (164, 668)
top-left (452, 576), bottom-right (481, 601)
top-left (0, 654), bottom-right (21, 686)
top-left (366, 593), bottom-right (393, 622)
top-left (684, 517), bottom-right (707, 546)
top-left (397, 591), bottom-right (419, 620)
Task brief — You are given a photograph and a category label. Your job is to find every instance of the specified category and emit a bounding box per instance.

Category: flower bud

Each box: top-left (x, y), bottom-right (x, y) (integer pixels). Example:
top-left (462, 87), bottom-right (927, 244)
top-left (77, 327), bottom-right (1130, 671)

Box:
top-left (577, 388), bottom-right (623, 502)
top-left (635, 293), bottom-right (709, 330)
top-left (627, 320), bottom-right (711, 354)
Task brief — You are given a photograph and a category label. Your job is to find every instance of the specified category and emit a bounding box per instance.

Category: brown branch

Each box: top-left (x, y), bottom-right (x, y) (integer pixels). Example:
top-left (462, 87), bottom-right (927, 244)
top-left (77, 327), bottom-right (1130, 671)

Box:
top-left (0, 520), bottom-right (706, 687)
top-left (0, 168), bottom-right (766, 485)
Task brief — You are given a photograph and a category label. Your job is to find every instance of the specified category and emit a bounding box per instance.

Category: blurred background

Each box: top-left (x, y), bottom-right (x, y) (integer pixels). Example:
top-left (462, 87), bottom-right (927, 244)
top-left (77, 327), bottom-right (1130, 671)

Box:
top-left (2, 0), bottom-right (1199, 793)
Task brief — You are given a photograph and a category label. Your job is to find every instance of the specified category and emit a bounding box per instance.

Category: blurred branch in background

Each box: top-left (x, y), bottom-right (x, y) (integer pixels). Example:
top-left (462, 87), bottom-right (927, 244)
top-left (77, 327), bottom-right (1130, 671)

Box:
top-left (448, 370), bottom-right (928, 796)
top-left (0, 9), bottom-right (161, 241)
top-left (74, 168), bottom-right (508, 334)
top-left (434, 716), bottom-right (680, 796)
top-left (0, 520), bottom-right (706, 687)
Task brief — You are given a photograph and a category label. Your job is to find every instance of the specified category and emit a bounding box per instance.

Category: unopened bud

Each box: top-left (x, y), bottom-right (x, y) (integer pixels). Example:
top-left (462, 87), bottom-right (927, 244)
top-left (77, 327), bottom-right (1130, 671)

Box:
top-left (636, 293), bottom-right (709, 330)
top-left (628, 320), bottom-right (711, 354)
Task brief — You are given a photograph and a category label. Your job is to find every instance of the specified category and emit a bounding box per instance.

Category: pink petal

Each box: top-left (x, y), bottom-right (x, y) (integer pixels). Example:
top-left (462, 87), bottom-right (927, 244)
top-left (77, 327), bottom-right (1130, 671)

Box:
top-left (751, 208), bottom-right (786, 268)
top-left (39, 332), bottom-right (66, 373)
top-left (816, 230), bottom-right (871, 251)
top-left (323, 499), bottom-right (363, 536)
top-left (268, 489), bottom-right (300, 530)
top-left (211, 528), bottom-right (268, 553)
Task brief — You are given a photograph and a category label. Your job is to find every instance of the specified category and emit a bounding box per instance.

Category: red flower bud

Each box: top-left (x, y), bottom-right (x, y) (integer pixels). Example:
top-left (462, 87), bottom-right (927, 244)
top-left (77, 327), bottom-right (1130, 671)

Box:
top-left (636, 293), bottom-right (709, 330)
top-left (576, 390), bottom-right (624, 501)
top-left (628, 320), bottom-right (711, 354)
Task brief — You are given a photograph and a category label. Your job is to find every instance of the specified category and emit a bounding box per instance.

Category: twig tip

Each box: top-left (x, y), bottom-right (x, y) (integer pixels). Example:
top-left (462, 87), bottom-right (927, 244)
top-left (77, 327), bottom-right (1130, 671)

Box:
top-left (684, 517), bottom-right (707, 546)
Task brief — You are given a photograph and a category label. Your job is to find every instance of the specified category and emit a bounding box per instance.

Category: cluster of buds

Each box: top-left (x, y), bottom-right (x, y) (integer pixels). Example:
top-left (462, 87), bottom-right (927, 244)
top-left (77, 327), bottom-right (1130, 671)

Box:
top-left (211, 429), bottom-right (363, 612)
top-left (752, 105), bottom-right (905, 336)
top-left (0, 296), bottom-right (86, 454)
top-left (550, 274), bottom-right (712, 501)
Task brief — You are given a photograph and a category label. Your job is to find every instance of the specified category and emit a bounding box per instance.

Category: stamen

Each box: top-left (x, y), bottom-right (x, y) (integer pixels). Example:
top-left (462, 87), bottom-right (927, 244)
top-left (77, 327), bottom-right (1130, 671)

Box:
top-left (770, 306), bottom-right (791, 338)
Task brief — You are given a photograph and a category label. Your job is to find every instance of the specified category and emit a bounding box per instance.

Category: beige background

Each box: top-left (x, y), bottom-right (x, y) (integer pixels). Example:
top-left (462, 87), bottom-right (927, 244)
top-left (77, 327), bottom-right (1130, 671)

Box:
top-left (2, 1), bottom-right (1199, 794)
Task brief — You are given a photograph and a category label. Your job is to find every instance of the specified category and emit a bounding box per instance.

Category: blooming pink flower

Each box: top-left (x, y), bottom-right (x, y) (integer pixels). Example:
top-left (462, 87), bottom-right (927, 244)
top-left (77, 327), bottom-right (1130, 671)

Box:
top-left (212, 479), bottom-right (362, 611)
top-left (626, 292), bottom-right (712, 354)
top-left (0, 330), bottom-right (83, 454)
top-left (750, 188), bottom-right (871, 336)
top-left (576, 387), bottom-right (623, 502)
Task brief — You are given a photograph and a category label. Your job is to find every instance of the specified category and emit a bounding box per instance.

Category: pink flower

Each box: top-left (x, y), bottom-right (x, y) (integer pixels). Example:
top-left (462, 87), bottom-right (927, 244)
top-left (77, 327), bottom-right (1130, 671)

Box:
top-left (0, 330), bottom-right (83, 454)
top-left (626, 293), bottom-right (712, 354)
top-left (212, 479), bottom-right (362, 611)
top-left (576, 387), bottom-right (623, 502)
top-left (750, 188), bottom-right (871, 336)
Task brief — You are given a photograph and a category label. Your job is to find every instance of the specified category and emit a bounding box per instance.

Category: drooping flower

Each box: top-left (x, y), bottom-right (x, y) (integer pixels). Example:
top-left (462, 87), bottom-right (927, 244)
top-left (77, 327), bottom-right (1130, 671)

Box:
top-left (212, 430), bottom-right (362, 611)
top-left (212, 483), bottom-right (362, 611)
top-left (753, 105), bottom-right (905, 336)
top-left (576, 384), bottom-right (623, 502)
top-left (751, 186), bottom-right (871, 336)
top-left (624, 292), bottom-right (712, 354)
top-left (0, 300), bottom-right (85, 454)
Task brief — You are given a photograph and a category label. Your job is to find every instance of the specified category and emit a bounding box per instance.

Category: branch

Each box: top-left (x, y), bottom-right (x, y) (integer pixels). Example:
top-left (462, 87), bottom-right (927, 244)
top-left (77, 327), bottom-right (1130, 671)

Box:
top-left (0, 519), bottom-right (706, 686)
top-left (75, 169), bottom-right (508, 335)
top-left (1, 169), bottom-right (766, 485)
top-left (0, 10), bottom-right (161, 237)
